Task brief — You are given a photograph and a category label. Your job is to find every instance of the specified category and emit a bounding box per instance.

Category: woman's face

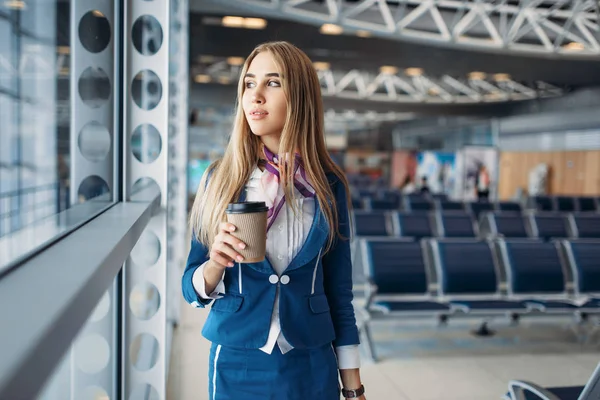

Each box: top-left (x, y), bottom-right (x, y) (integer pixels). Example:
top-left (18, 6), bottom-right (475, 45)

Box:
top-left (242, 51), bottom-right (288, 141)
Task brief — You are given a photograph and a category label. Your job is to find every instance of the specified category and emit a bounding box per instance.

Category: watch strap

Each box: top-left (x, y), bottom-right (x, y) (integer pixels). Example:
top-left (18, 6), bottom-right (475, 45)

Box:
top-left (341, 384), bottom-right (365, 398)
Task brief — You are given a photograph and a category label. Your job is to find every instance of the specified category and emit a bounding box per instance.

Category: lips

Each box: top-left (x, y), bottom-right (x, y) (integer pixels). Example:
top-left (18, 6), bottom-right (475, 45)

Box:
top-left (249, 109), bottom-right (268, 120)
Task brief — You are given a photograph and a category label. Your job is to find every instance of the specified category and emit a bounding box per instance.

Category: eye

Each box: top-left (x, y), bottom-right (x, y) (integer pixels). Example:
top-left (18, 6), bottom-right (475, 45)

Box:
top-left (268, 80), bottom-right (281, 87)
top-left (245, 81), bottom-right (256, 89)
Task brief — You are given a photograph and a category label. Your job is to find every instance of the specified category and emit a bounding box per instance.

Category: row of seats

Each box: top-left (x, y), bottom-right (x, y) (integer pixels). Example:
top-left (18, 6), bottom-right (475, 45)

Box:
top-left (352, 189), bottom-right (600, 214)
top-left (353, 196), bottom-right (529, 216)
top-left (359, 237), bottom-right (600, 361)
top-left (529, 195), bottom-right (600, 213)
top-left (353, 210), bottom-right (600, 240)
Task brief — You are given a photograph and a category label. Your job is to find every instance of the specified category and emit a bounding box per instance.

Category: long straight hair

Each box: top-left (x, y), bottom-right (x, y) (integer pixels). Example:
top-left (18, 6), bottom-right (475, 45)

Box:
top-left (189, 41), bottom-right (350, 252)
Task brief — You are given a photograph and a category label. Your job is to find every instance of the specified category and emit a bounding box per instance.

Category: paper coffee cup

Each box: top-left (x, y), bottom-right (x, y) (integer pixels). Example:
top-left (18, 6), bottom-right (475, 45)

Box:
top-left (225, 202), bottom-right (268, 263)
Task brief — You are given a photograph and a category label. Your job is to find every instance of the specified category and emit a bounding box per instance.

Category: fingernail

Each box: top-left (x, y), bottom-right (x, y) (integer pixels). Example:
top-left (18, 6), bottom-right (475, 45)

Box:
top-left (238, 243), bottom-right (246, 249)
top-left (228, 262), bottom-right (234, 267)
top-left (236, 255), bottom-right (244, 261)
top-left (229, 226), bottom-right (235, 231)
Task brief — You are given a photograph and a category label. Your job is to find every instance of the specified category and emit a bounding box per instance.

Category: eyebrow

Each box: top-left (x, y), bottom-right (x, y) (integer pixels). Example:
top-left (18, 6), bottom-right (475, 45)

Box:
top-left (244, 72), bottom-right (281, 78)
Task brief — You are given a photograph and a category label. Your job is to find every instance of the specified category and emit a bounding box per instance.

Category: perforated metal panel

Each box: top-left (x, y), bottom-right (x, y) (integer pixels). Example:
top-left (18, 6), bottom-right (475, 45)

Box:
top-left (68, 1), bottom-right (117, 399)
top-left (124, 0), bottom-right (170, 398)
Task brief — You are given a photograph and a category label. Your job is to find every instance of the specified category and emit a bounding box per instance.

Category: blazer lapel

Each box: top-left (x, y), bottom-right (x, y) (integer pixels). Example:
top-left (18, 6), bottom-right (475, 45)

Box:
top-left (284, 199), bottom-right (328, 273)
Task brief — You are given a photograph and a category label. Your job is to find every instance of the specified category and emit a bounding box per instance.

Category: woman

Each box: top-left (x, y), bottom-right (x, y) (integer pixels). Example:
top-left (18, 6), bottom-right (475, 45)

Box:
top-left (181, 42), bottom-right (366, 400)
top-left (475, 164), bottom-right (490, 201)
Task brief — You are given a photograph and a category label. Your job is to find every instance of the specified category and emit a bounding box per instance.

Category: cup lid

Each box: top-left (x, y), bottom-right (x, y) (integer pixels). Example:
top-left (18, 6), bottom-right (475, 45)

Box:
top-left (226, 201), bottom-right (269, 214)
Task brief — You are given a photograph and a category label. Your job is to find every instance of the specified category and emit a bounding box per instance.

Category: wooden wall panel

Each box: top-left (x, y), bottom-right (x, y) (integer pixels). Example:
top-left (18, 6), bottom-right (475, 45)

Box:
top-left (498, 150), bottom-right (600, 199)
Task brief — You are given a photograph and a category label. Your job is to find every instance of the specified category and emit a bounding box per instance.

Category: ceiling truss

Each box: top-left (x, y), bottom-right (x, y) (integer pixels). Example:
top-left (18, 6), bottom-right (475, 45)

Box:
top-left (192, 57), bottom-right (565, 104)
top-left (208, 0), bottom-right (600, 56)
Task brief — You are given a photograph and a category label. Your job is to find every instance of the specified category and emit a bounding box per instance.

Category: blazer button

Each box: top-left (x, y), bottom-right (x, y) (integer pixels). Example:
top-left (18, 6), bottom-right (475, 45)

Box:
top-left (269, 274), bottom-right (279, 284)
top-left (280, 275), bottom-right (290, 285)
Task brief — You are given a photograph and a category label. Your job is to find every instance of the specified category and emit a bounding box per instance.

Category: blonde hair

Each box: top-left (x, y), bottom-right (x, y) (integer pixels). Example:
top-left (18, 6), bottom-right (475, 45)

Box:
top-left (189, 41), bottom-right (349, 252)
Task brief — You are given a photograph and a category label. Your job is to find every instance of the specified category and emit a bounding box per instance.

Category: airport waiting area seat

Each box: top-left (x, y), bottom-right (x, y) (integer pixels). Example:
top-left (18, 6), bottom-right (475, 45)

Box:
top-left (434, 212), bottom-right (477, 238)
top-left (569, 214), bottom-right (600, 238)
top-left (352, 210), bottom-right (391, 237)
top-left (505, 361), bottom-right (600, 400)
top-left (392, 211), bottom-right (434, 240)
top-left (526, 213), bottom-right (570, 241)
top-left (430, 239), bottom-right (528, 316)
top-left (467, 201), bottom-right (494, 220)
top-left (360, 238), bottom-right (453, 361)
top-left (498, 239), bottom-right (577, 313)
top-left (480, 212), bottom-right (530, 238)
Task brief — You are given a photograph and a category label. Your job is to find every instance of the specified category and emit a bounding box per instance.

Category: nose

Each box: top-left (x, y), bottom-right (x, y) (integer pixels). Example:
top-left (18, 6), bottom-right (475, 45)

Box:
top-left (252, 89), bottom-right (265, 104)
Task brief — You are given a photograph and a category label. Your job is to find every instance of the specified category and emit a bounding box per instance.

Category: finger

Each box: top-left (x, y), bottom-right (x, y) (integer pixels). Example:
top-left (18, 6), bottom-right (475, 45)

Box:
top-left (220, 232), bottom-right (247, 250)
top-left (210, 250), bottom-right (234, 267)
top-left (219, 222), bottom-right (237, 233)
top-left (216, 241), bottom-right (245, 263)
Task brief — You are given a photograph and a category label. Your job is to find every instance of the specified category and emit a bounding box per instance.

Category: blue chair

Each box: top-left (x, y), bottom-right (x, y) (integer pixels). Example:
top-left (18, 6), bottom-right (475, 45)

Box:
top-left (431, 239), bottom-right (527, 315)
top-left (497, 201), bottom-right (523, 213)
top-left (481, 212), bottom-right (529, 238)
top-left (403, 196), bottom-right (433, 212)
top-left (506, 361), bottom-right (600, 400)
top-left (378, 189), bottom-right (401, 203)
top-left (436, 200), bottom-right (464, 212)
top-left (351, 198), bottom-right (363, 210)
top-left (555, 196), bottom-right (576, 212)
top-left (435, 212), bottom-right (476, 238)
top-left (467, 201), bottom-right (494, 220)
top-left (361, 238), bottom-right (452, 361)
top-left (562, 240), bottom-right (600, 311)
top-left (499, 239), bottom-right (576, 313)
top-left (392, 211), bottom-right (433, 240)
top-left (352, 210), bottom-right (390, 237)
top-left (527, 213), bottom-right (569, 240)
top-left (431, 193), bottom-right (448, 202)
top-left (531, 196), bottom-right (555, 212)
top-left (576, 197), bottom-right (598, 213)
top-left (569, 215), bottom-right (600, 238)
top-left (365, 198), bottom-right (400, 211)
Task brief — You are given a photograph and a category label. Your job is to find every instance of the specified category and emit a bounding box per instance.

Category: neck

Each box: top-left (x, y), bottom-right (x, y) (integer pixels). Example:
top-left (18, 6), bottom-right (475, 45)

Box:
top-left (260, 135), bottom-right (281, 155)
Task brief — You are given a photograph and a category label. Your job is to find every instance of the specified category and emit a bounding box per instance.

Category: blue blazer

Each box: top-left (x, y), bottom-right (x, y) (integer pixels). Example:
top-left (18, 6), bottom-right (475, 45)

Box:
top-left (181, 173), bottom-right (360, 350)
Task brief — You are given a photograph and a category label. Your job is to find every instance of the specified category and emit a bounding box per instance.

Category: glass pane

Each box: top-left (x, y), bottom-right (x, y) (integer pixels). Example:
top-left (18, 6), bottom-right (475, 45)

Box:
top-left (0, 0), bottom-right (116, 270)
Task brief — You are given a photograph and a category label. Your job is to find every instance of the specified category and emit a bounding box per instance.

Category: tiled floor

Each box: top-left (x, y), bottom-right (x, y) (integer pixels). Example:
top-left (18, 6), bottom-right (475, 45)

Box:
top-left (167, 299), bottom-right (600, 400)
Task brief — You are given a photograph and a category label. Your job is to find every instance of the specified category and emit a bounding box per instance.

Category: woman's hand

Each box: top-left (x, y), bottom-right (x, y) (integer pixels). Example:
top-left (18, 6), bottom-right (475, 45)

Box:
top-left (208, 222), bottom-right (247, 269)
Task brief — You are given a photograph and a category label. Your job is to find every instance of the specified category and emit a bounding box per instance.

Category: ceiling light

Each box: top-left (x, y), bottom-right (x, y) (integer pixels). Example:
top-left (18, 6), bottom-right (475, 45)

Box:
top-left (4, 0), bottom-right (26, 9)
top-left (57, 46), bottom-right (70, 55)
top-left (356, 30), bottom-right (371, 38)
top-left (379, 65), bottom-right (398, 75)
top-left (405, 67), bottom-right (423, 77)
top-left (221, 16), bottom-right (267, 30)
top-left (563, 41), bottom-right (585, 51)
top-left (198, 55), bottom-right (216, 63)
top-left (468, 71), bottom-right (487, 80)
top-left (92, 10), bottom-right (105, 18)
top-left (244, 18), bottom-right (267, 29)
top-left (313, 61), bottom-right (330, 71)
top-left (493, 73), bottom-right (511, 82)
top-left (218, 76), bottom-right (231, 85)
top-left (222, 16), bottom-right (245, 28)
top-left (227, 57), bottom-right (245, 66)
top-left (194, 74), bottom-right (211, 84)
top-left (320, 24), bottom-right (343, 35)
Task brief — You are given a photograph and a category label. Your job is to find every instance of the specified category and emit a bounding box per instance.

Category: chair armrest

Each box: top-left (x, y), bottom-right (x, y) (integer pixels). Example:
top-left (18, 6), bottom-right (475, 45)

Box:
top-left (508, 380), bottom-right (562, 400)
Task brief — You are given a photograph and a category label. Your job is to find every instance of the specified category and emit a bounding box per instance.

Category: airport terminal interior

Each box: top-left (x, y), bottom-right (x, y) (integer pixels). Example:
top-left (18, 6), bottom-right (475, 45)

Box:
top-left (1, 0), bottom-right (600, 399)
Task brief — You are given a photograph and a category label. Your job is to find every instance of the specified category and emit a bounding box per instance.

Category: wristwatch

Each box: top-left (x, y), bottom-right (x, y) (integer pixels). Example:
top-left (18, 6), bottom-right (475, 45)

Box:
top-left (341, 384), bottom-right (365, 398)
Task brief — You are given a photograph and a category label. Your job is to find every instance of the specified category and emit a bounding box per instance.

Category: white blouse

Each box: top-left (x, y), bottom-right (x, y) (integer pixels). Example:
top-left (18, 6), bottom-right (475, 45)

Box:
top-left (192, 167), bottom-right (360, 369)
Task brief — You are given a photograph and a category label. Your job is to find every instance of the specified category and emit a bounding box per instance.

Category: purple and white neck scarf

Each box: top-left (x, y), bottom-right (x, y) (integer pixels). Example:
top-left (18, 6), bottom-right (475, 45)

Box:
top-left (259, 146), bottom-right (315, 231)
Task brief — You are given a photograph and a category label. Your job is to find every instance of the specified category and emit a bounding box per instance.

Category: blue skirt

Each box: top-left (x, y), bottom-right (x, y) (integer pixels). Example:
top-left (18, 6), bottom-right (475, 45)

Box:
top-left (208, 342), bottom-right (341, 400)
